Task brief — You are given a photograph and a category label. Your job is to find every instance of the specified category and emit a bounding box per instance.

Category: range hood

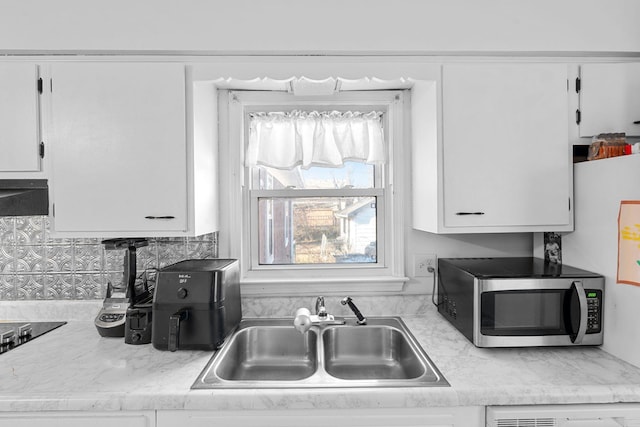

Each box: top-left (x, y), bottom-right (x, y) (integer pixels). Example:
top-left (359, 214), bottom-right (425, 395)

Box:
top-left (0, 180), bottom-right (49, 216)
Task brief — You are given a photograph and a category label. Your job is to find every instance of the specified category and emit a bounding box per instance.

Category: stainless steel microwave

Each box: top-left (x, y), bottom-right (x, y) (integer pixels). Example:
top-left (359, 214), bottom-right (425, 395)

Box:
top-left (437, 257), bottom-right (604, 347)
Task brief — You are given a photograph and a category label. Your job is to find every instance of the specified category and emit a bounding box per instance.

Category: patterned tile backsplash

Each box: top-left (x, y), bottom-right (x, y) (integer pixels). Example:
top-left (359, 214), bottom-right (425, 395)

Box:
top-left (0, 216), bottom-right (218, 300)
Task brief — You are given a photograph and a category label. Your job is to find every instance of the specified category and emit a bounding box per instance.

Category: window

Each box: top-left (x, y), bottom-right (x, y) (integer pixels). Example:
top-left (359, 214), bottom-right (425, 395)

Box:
top-left (254, 168), bottom-right (379, 266)
top-left (220, 89), bottom-right (407, 294)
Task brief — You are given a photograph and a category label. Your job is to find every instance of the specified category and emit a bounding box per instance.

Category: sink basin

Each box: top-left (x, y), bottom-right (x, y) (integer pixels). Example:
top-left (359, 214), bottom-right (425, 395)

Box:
top-left (216, 325), bottom-right (317, 381)
top-left (322, 325), bottom-right (435, 381)
top-left (192, 317), bottom-right (448, 389)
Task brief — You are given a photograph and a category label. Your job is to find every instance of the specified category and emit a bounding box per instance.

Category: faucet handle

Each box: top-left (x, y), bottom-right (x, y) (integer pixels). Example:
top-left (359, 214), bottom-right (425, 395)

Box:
top-left (341, 296), bottom-right (367, 325)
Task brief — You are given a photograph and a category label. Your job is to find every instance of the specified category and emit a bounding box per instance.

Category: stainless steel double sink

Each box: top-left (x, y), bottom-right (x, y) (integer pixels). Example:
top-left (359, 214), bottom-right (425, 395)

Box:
top-left (192, 317), bottom-right (449, 389)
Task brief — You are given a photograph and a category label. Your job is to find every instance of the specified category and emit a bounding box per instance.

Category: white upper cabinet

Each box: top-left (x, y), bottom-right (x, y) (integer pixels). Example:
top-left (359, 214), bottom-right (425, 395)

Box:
top-left (413, 63), bottom-right (573, 234)
top-left (0, 63), bottom-right (42, 172)
top-left (49, 62), bottom-right (218, 237)
top-left (578, 63), bottom-right (640, 137)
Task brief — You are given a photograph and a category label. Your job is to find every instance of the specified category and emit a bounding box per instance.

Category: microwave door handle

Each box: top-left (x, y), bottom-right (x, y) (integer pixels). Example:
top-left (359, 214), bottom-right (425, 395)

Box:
top-left (570, 281), bottom-right (588, 344)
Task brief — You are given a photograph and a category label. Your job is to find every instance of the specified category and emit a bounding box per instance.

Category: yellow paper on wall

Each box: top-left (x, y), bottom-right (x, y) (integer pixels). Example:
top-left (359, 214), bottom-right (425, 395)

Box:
top-left (618, 200), bottom-right (640, 286)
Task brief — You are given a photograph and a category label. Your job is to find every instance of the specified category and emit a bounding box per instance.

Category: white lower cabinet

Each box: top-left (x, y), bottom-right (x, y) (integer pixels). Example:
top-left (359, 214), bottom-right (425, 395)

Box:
top-left (487, 403), bottom-right (640, 426)
top-left (10, 405), bottom-right (640, 427)
top-left (0, 411), bottom-right (155, 427)
top-left (157, 407), bottom-right (484, 427)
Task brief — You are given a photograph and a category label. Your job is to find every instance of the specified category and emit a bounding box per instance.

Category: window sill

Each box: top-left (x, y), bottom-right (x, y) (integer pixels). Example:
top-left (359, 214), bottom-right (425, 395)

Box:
top-left (240, 275), bottom-right (408, 297)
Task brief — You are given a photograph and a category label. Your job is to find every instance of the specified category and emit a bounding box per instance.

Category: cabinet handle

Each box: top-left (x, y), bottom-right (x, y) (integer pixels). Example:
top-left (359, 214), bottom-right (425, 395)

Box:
top-left (634, 120), bottom-right (640, 124)
top-left (455, 212), bottom-right (485, 216)
top-left (145, 215), bottom-right (175, 220)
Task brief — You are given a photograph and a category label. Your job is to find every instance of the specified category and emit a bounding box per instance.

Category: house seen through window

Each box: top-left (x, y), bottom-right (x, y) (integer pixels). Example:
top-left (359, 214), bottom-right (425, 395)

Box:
top-left (254, 161), bottom-right (378, 265)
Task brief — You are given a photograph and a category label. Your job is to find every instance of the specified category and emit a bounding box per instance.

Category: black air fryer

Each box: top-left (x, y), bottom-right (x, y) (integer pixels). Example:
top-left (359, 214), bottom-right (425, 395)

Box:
top-left (152, 259), bottom-right (241, 351)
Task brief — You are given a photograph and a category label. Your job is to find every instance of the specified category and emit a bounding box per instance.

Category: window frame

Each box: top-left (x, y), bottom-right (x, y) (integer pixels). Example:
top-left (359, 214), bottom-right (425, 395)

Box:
top-left (220, 89), bottom-right (407, 295)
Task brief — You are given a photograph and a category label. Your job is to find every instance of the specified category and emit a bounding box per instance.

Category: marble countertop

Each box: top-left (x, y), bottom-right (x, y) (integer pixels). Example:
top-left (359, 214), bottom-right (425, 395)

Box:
top-left (2, 300), bottom-right (640, 412)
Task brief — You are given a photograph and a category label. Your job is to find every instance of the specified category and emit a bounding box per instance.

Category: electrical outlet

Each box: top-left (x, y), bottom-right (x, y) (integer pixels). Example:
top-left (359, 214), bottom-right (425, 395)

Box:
top-left (413, 253), bottom-right (437, 277)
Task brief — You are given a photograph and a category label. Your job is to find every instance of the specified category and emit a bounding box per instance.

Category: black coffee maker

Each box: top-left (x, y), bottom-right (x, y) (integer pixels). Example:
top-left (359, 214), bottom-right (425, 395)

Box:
top-left (94, 238), bottom-right (153, 344)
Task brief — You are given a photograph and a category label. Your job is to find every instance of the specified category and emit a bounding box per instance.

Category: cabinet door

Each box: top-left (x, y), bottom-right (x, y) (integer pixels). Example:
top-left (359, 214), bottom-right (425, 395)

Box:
top-left (0, 63), bottom-right (41, 172)
top-left (157, 407), bottom-right (484, 427)
top-left (50, 62), bottom-right (187, 234)
top-left (579, 63), bottom-right (640, 137)
top-left (442, 63), bottom-right (571, 229)
top-left (0, 411), bottom-right (155, 427)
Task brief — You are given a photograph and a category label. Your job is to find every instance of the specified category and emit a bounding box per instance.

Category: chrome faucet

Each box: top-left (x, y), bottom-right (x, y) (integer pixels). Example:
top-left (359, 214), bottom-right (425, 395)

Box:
top-left (293, 296), bottom-right (345, 334)
top-left (315, 296), bottom-right (328, 318)
top-left (341, 296), bottom-right (367, 325)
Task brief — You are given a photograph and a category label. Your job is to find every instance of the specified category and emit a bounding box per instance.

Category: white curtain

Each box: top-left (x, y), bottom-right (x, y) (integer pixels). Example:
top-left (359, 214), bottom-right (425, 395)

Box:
top-left (246, 111), bottom-right (385, 169)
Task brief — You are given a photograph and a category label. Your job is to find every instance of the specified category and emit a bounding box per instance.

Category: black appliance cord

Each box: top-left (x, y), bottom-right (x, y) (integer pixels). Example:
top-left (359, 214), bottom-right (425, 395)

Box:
top-left (429, 266), bottom-right (438, 307)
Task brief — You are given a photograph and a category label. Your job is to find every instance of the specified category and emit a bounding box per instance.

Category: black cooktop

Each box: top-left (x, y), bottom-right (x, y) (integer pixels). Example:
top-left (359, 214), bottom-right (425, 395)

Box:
top-left (438, 257), bottom-right (603, 279)
top-left (0, 321), bottom-right (66, 355)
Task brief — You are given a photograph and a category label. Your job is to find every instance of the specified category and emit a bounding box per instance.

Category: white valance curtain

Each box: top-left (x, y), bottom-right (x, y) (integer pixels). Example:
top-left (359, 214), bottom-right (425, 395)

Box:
top-left (246, 111), bottom-right (385, 170)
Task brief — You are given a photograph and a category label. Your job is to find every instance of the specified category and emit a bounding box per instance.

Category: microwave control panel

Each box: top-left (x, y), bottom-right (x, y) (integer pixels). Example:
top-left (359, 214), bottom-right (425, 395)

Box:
top-left (586, 289), bottom-right (602, 334)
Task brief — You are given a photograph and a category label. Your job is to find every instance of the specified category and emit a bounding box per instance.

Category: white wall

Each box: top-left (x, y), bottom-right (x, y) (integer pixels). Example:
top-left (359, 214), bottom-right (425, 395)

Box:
top-left (1, 0), bottom-right (639, 54)
top-left (561, 155), bottom-right (640, 367)
top-left (406, 230), bottom-right (532, 293)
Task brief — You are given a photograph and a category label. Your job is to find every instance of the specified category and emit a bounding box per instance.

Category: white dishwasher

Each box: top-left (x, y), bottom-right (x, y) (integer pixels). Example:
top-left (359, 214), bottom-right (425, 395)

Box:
top-left (487, 403), bottom-right (640, 427)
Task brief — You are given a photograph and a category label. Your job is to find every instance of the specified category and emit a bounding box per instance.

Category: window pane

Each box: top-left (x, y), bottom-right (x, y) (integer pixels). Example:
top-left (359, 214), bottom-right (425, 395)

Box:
top-left (258, 161), bottom-right (374, 190)
top-left (257, 197), bottom-right (377, 265)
